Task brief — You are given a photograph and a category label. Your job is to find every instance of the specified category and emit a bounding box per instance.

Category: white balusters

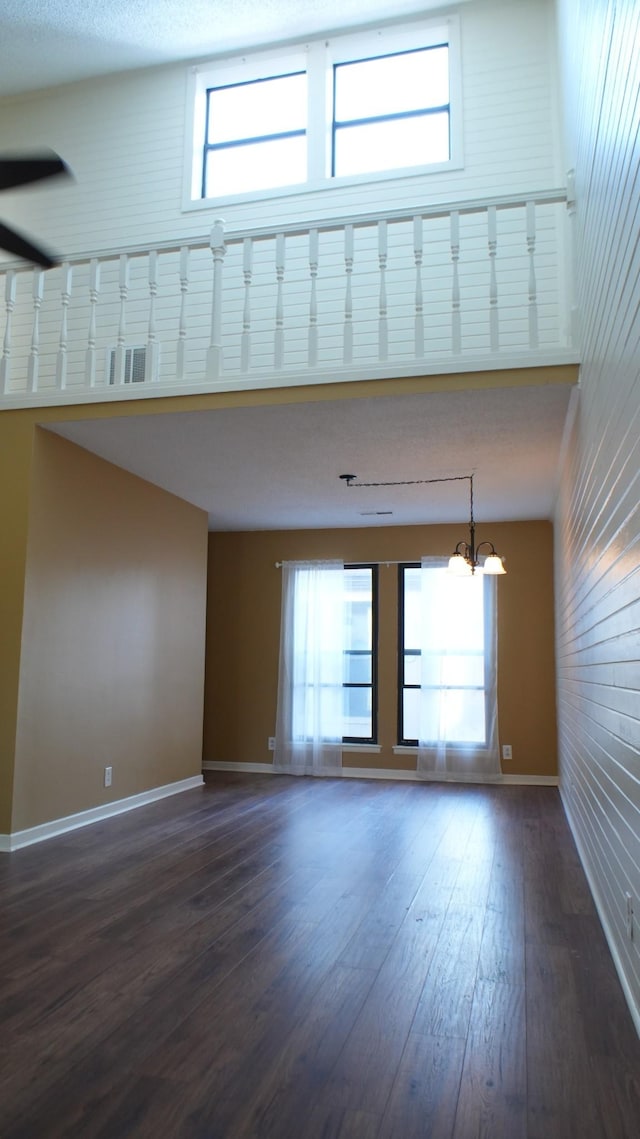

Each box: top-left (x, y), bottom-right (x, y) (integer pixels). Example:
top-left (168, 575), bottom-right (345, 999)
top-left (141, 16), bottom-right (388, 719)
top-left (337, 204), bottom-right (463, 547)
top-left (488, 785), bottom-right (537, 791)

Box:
top-left (488, 206), bottom-right (498, 352)
top-left (56, 263), bottom-right (72, 389)
top-left (274, 233), bottom-right (285, 369)
top-left (145, 250), bottom-right (159, 382)
top-left (308, 229), bottom-right (319, 367)
top-left (85, 259), bottom-right (100, 387)
top-left (241, 238), bottom-right (253, 373)
top-left (27, 270), bottom-right (44, 392)
top-left (526, 201), bottom-right (539, 349)
top-left (176, 246), bottom-right (189, 382)
top-left (113, 254), bottom-right (130, 384)
top-left (378, 220), bottom-right (388, 361)
top-left (207, 219), bottom-right (226, 382)
top-left (343, 225), bottom-right (354, 364)
top-left (450, 211), bottom-right (461, 354)
top-left (0, 270), bottom-right (16, 393)
top-left (413, 216), bottom-right (424, 358)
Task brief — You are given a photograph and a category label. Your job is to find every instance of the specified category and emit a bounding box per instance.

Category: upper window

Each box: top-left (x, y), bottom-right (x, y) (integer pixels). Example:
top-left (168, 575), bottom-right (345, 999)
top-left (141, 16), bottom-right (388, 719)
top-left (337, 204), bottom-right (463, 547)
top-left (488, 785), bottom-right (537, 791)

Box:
top-left (332, 45), bottom-right (450, 179)
top-left (189, 18), bottom-right (461, 203)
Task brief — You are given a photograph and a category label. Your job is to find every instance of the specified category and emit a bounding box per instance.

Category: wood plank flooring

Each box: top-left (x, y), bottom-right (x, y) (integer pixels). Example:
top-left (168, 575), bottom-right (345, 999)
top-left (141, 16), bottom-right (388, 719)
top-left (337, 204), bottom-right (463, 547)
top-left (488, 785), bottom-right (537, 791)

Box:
top-left (1, 773), bottom-right (639, 1138)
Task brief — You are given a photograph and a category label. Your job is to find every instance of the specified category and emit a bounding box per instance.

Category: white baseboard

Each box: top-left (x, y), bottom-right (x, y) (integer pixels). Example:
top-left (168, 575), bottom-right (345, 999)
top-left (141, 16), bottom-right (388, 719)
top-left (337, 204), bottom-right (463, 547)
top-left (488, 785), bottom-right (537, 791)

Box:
top-left (0, 774), bottom-right (204, 852)
top-left (202, 760), bottom-right (558, 786)
top-left (560, 786), bottom-right (640, 1040)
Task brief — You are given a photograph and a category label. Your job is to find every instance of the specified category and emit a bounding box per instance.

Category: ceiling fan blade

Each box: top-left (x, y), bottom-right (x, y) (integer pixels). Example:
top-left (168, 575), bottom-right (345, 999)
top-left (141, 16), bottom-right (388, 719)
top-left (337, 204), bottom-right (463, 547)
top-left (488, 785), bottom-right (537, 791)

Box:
top-left (0, 222), bottom-right (58, 269)
top-left (0, 154), bottom-right (69, 193)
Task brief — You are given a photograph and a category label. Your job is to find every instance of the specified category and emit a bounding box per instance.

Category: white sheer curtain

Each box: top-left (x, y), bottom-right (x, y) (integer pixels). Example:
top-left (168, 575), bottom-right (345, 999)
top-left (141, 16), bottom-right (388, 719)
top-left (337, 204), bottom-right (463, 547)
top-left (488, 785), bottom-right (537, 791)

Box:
top-left (274, 560), bottom-right (344, 776)
top-left (417, 557), bottom-right (500, 781)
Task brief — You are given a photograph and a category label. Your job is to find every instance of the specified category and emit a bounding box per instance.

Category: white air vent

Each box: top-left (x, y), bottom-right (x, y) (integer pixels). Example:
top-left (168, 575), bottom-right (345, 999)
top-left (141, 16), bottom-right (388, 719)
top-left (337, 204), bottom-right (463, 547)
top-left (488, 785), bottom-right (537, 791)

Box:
top-left (108, 346), bottom-right (146, 385)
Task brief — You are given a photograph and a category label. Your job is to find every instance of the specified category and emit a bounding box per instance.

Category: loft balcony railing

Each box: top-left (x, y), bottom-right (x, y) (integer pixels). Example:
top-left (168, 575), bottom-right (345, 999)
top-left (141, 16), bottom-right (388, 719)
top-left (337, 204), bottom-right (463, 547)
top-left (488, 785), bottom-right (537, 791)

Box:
top-left (0, 189), bottom-right (577, 407)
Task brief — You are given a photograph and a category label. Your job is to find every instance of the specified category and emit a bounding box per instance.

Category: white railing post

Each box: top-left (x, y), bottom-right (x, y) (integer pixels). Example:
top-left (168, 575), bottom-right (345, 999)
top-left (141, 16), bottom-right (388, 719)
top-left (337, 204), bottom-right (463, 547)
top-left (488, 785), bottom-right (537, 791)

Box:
top-left (450, 211), bottom-right (461, 354)
top-left (488, 206), bottom-right (498, 352)
top-left (526, 201), bottom-right (539, 349)
top-left (27, 270), bottom-right (44, 393)
top-left (413, 216), bottom-right (424, 358)
top-left (114, 254), bottom-right (130, 385)
top-left (145, 250), bottom-right (159, 382)
top-left (176, 246), bottom-right (189, 382)
top-left (56, 263), bottom-right (72, 389)
top-left (378, 220), bottom-right (388, 361)
top-left (274, 232), bottom-right (285, 369)
top-left (566, 169), bottom-right (580, 350)
top-left (343, 225), bottom-right (354, 364)
top-left (1, 270), bottom-right (16, 394)
top-left (85, 259), bottom-right (100, 387)
top-left (207, 219), bottom-right (226, 382)
top-left (308, 228), bottom-right (319, 367)
top-left (241, 238), bottom-right (252, 373)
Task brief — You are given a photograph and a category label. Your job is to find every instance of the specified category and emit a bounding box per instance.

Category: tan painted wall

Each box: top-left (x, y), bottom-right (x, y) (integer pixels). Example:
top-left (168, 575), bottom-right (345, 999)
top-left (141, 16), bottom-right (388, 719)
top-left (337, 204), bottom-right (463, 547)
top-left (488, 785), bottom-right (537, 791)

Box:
top-left (11, 429), bottom-right (208, 832)
top-left (204, 520), bottom-right (558, 777)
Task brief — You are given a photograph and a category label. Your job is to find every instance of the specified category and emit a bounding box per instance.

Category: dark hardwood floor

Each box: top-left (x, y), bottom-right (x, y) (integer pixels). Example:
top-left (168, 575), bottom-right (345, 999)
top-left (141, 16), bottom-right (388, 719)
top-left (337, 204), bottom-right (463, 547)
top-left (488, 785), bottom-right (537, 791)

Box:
top-left (1, 773), bottom-right (639, 1138)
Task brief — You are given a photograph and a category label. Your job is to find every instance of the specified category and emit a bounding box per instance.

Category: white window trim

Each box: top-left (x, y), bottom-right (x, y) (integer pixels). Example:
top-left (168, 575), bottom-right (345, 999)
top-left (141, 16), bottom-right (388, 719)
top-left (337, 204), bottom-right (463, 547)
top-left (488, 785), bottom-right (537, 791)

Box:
top-left (182, 14), bottom-right (463, 212)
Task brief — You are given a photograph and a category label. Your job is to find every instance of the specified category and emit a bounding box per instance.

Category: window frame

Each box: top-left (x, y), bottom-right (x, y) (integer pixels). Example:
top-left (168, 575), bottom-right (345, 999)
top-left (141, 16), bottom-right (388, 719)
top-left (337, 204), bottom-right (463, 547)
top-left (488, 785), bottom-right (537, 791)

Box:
top-left (343, 562), bottom-right (378, 746)
top-left (397, 561), bottom-right (491, 748)
top-left (185, 15), bottom-right (462, 209)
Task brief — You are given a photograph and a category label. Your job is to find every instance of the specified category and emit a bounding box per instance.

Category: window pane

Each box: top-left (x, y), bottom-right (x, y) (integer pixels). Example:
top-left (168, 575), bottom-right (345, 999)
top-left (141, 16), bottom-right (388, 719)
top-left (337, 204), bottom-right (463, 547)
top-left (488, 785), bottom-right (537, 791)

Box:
top-left (344, 686), bottom-right (372, 739)
top-left (403, 688), bottom-right (420, 742)
top-left (403, 567), bottom-right (422, 651)
top-left (205, 135), bottom-right (307, 196)
top-left (334, 47), bottom-right (448, 120)
top-left (344, 653), bottom-right (372, 684)
top-left (334, 112), bottom-right (449, 177)
top-left (208, 73), bottom-right (307, 143)
top-left (440, 654), bottom-right (484, 688)
top-left (417, 688), bottom-right (486, 744)
top-left (404, 651), bottom-right (421, 685)
top-left (344, 568), bottom-right (372, 651)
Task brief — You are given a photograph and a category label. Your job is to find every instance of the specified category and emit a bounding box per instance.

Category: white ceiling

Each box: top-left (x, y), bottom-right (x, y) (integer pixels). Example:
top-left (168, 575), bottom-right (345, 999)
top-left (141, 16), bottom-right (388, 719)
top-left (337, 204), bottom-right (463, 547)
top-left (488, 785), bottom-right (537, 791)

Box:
top-left (48, 383), bottom-right (574, 531)
top-left (0, 0), bottom-right (468, 97)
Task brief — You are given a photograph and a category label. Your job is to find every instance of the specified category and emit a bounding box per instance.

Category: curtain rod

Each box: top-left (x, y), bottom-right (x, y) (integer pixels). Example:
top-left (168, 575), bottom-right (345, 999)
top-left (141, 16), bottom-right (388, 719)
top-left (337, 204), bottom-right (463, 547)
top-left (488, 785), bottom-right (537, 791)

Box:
top-left (274, 559), bottom-right (423, 568)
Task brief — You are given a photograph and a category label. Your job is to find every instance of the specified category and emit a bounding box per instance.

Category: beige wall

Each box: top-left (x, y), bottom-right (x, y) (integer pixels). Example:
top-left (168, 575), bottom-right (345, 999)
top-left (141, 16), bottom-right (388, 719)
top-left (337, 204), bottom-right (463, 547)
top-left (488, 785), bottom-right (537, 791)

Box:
top-left (204, 520), bottom-right (557, 777)
top-left (11, 429), bottom-right (208, 832)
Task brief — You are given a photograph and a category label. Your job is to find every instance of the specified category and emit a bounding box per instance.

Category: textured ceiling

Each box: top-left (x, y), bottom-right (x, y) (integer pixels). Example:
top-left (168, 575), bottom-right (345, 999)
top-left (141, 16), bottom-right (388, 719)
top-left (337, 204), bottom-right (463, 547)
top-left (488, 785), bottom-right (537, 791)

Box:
top-left (0, 0), bottom-right (467, 96)
top-left (48, 383), bottom-right (575, 532)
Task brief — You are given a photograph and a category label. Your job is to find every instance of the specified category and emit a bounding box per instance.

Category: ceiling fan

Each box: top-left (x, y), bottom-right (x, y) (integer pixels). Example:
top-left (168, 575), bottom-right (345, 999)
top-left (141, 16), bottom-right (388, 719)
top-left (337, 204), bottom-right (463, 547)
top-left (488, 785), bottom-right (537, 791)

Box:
top-left (0, 152), bottom-right (70, 269)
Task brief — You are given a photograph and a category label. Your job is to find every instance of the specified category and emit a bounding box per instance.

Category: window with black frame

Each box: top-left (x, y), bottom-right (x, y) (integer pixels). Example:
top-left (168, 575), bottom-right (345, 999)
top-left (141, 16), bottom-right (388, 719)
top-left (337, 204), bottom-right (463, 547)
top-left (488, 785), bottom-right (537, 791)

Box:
top-left (398, 562), bottom-right (490, 747)
top-left (343, 564), bottom-right (378, 744)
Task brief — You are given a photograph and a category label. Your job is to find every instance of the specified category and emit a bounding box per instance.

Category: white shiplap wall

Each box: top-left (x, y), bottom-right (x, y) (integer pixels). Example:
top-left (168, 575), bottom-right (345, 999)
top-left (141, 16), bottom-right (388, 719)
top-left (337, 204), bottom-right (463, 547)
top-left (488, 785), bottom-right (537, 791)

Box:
top-left (0, 0), bottom-right (561, 256)
top-left (555, 0), bottom-right (640, 1032)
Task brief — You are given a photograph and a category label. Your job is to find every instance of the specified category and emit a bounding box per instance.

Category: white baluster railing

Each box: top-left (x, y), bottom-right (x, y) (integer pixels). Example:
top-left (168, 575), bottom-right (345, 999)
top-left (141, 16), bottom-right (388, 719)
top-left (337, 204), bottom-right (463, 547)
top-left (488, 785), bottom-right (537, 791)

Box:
top-left (113, 254), bottom-right (130, 385)
top-left (207, 219), bottom-right (226, 382)
top-left (145, 251), bottom-right (159, 383)
top-left (0, 188), bottom-right (574, 404)
top-left (343, 224), bottom-right (354, 365)
top-left (85, 258), bottom-right (100, 387)
top-left (27, 270), bottom-right (44, 392)
top-left (308, 229), bottom-right (319, 368)
top-left (274, 233), bottom-right (285, 370)
top-left (56, 263), bottom-right (72, 389)
top-left (240, 238), bottom-right (253, 374)
top-left (176, 246), bottom-right (189, 383)
top-left (0, 270), bottom-right (16, 394)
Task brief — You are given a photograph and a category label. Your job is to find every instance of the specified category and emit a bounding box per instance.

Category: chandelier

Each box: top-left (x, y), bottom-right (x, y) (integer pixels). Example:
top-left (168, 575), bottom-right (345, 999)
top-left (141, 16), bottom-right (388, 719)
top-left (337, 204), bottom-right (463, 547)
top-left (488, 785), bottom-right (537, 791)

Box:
top-left (339, 471), bottom-right (506, 576)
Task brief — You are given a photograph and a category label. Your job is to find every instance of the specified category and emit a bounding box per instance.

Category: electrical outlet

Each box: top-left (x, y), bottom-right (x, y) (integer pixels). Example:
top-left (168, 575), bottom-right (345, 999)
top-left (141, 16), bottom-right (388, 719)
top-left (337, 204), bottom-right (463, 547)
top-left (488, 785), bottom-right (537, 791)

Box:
top-left (626, 893), bottom-right (634, 941)
top-left (104, 765), bottom-right (113, 788)
top-left (502, 744), bottom-right (513, 761)
top-left (268, 737), bottom-right (276, 751)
